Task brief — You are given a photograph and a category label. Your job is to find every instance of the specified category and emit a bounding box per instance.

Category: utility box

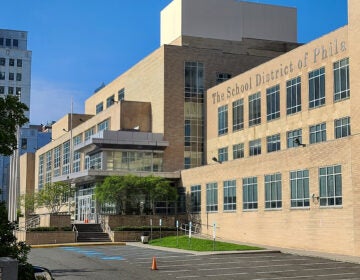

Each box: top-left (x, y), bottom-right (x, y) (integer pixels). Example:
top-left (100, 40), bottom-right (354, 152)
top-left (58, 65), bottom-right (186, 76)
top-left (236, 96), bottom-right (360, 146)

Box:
top-left (0, 257), bottom-right (18, 280)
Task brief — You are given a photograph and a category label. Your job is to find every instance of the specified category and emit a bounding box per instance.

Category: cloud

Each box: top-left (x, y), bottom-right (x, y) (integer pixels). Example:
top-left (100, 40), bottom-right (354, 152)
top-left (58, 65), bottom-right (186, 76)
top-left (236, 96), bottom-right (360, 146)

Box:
top-left (29, 79), bottom-right (86, 125)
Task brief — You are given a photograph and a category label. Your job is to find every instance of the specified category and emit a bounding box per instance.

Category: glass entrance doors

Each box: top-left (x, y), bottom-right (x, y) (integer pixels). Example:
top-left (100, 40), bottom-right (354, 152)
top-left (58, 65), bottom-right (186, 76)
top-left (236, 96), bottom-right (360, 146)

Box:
top-left (75, 184), bottom-right (96, 223)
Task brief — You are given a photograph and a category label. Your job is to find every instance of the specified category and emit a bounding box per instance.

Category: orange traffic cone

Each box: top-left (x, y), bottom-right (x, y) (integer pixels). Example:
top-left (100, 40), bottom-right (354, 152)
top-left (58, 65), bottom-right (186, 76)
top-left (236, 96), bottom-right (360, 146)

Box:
top-left (151, 256), bottom-right (158, 270)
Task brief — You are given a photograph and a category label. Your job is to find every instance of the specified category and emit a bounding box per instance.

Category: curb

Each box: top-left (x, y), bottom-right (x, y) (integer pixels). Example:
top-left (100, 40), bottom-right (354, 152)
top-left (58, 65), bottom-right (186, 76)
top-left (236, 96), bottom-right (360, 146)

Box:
top-left (31, 242), bottom-right (126, 249)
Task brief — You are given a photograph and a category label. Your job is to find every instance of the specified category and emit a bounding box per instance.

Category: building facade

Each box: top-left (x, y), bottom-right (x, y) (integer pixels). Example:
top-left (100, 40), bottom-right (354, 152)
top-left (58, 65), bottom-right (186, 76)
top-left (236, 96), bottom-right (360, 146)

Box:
top-left (29, 0), bottom-right (299, 223)
top-left (181, 0), bottom-right (360, 257)
top-left (0, 29), bottom-right (31, 206)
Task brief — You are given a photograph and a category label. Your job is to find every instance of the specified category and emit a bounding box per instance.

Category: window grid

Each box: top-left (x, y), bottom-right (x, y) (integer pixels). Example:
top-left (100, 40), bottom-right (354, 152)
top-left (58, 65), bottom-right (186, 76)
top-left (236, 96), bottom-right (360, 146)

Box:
top-left (309, 67), bottom-right (325, 108)
top-left (266, 84), bottom-right (280, 121)
top-left (206, 182), bottom-right (218, 212)
top-left (287, 129), bottom-right (302, 148)
top-left (96, 102), bottom-right (103, 114)
top-left (38, 154), bottom-right (44, 190)
top-left (233, 143), bottom-right (244, 160)
top-left (190, 185), bottom-right (201, 213)
top-left (334, 57), bottom-right (350, 101)
top-left (45, 151), bottom-right (52, 184)
top-left (286, 76), bottom-right (301, 115)
top-left (290, 170), bottom-right (310, 208)
top-left (265, 173), bottom-right (282, 209)
top-left (309, 123), bottom-right (326, 144)
top-left (97, 119), bottom-right (109, 132)
top-left (118, 88), bottom-right (125, 101)
top-left (106, 95), bottom-right (115, 108)
top-left (53, 146), bottom-right (61, 177)
top-left (218, 147), bottom-right (228, 162)
top-left (243, 177), bottom-right (258, 210)
top-left (218, 105), bottom-right (228, 135)
top-left (249, 139), bottom-right (261, 156)
top-left (267, 134), bottom-right (281, 153)
top-left (224, 180), bottom-right (236, 211)
top-left (232, 99), bottom-right (244, 131)
top-left (319, 165), bottom-right (342, 206)
top-left (62, 141), bottom-right (70, 175)
top-left (249, 92), bottom-right (261, 126)
top-left (335, 117), bottom-right (351, 139)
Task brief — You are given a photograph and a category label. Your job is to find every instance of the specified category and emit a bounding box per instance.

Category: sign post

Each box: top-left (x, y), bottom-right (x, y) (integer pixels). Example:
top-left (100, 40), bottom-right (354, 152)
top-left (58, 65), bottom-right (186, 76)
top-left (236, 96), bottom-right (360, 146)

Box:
top-left (159, 219), bottom-right (162, 241)
top-left (189, 221), bottom-right (192, 248)
top-left (176, 220), bottom-right (179, 247)
top-left (150, 218), bottom-right (153, 241)
top-left (213, 222), bottom-right (216, 251)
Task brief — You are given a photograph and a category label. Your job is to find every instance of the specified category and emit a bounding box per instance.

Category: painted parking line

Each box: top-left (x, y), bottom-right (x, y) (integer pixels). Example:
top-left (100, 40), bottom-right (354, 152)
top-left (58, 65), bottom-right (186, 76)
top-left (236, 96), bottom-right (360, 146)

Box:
top-left (59, 247), bottom-right (126, 261)
top-left (252, 272), bottom-right (358, 279)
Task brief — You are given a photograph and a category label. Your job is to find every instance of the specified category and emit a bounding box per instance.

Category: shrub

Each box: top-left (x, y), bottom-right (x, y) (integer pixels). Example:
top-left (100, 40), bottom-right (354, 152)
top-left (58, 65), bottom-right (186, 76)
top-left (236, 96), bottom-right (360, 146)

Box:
top-left (27, 226), bottom-right (72, 232)
top-left (113, 226), bottom-right (177, 232)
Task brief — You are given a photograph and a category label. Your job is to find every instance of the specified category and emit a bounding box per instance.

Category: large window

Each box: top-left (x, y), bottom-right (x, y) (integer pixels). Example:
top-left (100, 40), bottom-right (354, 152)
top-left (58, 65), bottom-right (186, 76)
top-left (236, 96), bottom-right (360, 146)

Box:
top-left (218, 147), bottom-right (228, 163)
top-left (286, 76), bottom-right (301, 115)
top-left (287, 129), bottom-right (302, 148)
top-left (319, 165), bottom-right (342, 206)
top-left (267, 134), bottom-right (280, 153)
top-left (218, 105), bottom-right (228, 135)
top-left (290, 170), bottom-right (310, 208)
top-left (185, 61), bottom-right (204, 97)
top-left (233, 143), bottom-right (244, 160)
top-left (243, 177), bottom-right (258, 210)
top-left (84, 127), bottom-right (95, 141)
top-left (224, 180), bottom-right (236, 211)
top-left (38, 155), bottom-right (44, 190)
top-left (62, 141), bottom-right (70, 175)
top-left (265, 173), bottom-right (282, 209)
top-left (266, 84), bottom-right (280, 121)
top-left (53, 146), bottom-right (61, 177)
top-left (206, 182), bottom-right (218, 212)
top-left (309, 67), bottom-right (325, 108)
top-left (249, 92), bottom-right (261, 126)
top-left (309, 123), bottom-right (326, 144)
top-left (45, 151), bottom-right (52, 184)
top-left (334, 57), bottom-right (350, 101)
top-left (97, 119), bottom-right (109, 132)
top-left (190, 185), bottom-right (201, 213)
top-left (335, 117), bottom-right (351, 138)
top-left (249, 139), bottom-right (261, 156)
top-left (232, 99), bottom-right (244, 131)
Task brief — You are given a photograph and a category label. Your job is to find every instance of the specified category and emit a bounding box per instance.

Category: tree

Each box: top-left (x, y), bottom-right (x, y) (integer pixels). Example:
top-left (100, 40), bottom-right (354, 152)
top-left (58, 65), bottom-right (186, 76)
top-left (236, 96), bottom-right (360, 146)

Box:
top-left (37, 182), bottom-right (72, 214)
top-left (95, 175), bottom-right (178, 215)
top-left (0, 200), bottom-right (33, 279)
top-left (0, 95), bottom-right (29, 156)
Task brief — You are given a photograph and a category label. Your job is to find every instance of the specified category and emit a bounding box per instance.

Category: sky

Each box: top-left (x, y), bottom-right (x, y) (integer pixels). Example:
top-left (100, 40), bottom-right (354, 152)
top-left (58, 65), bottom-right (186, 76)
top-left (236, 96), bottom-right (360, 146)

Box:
top-left (0, 0), bottom-right (348, 125)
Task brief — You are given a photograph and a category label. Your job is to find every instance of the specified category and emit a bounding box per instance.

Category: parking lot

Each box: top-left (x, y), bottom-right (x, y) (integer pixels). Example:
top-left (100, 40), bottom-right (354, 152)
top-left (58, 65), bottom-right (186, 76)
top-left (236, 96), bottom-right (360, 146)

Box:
top-left (29, 244), bottom-right (360, 279)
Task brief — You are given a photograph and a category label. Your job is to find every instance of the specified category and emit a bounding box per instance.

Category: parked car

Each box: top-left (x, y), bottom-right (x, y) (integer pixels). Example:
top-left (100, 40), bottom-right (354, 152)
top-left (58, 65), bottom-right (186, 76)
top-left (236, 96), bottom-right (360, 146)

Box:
top-left (33, 266), bottom-right (55, 280)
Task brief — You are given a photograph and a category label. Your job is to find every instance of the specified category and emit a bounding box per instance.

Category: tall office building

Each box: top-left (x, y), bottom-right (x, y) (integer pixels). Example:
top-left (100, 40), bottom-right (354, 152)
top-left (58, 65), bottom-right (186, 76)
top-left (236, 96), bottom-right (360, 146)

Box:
top-left (0, 29), bottom-right (32, 217)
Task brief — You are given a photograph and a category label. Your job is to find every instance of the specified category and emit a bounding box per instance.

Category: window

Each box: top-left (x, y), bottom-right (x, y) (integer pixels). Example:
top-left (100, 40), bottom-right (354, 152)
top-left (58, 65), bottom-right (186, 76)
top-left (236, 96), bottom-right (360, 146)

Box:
top-left (0, 86), bottom-right (4, 94)
top-left (9, 59), bottom-right (14, 66)
top-left (218, 105), bottom-right (228, 135)
top-left (13, 39), bottom-right (18, 48)
top-left (184, 157), bottom-right (191, 169)
top-left (8, 87), bottom-right (14, 95)
top-left (287, 129), bottom-right (302, 148)
top-left (243, 177), bottom-right (258, 210)
top-left (106, 95), bottom-right (115, 108)
top-left (0, 58), bottom-right (5, 66)
top-left (334, 58), bottom-right (350, 101)
top-left (309, 123), bottom-right (326, 144)
top-left (0, 38), bottom-right (3, 46)
top-left (38, 154), bottom-right (44, 190)
top-left (20, 138), bottom-right (27, 149)
top-left (62, 141), bottom-right (70, 175)
top-left (184, 61), bottom-right (204, 98)
top-left (0, 72), bottom-right (4, 80)
top-left (233, 143), bottom-right (244, 159)
top-left (17, 59), bottom-right (22, 67)
top-left (53, 146), bottom-right (61, 177)
top-left (16, 87), bottom-right (21, 96)
top-left (267, 134), bottom-right (280, 153)
top-left (206, 182), bottom-right (218, 212)
top-left (224, 180), bottom-right (236, 211)
top-left (286, 77), bottom-right (301, 115)
top-left (73, 134), bottom-right (82, 146)
top-left (335, 117), bottom-right (350, 139)
top-left (218, 147), bottom-right (228, 163)
top-left (16, 73), bottom-right (22, 81)
top-left (319, 165), bottom-right (342, 206)
top-left (84, 127), bottom-right (94, 141)
top-left (118, 88), bottom-right (125, 101)
top-left (96, 102), bottom-right (103, 114)
top-left (266, 84), bottom-right (280, 121)
top-left (45, 151), bottom-right (52, 184)
top-left (249, 92), bottom-right (261, 126)
top-left (216, 72), bottom-right (231, 85)
top-left (290, 170), bottom-right (310, 207)
top-left (309, 67), bottom-right (325, 108)
top-left (190, 185), bottom-right (201, 213)
top-left (9, 73), bottom-right (14, 81)
top-left (6, 39), bottom-right (11, 47)
top-left (232, 99), bottom-right (244, 131)
top-left (265, 173), bottom-right (282, 209)
top-left (97, 119), bottom-right (109, 132)
top-left (73, 151), bottom-right (81, 173)
top-left (249, 139), bottom-right (261, 156)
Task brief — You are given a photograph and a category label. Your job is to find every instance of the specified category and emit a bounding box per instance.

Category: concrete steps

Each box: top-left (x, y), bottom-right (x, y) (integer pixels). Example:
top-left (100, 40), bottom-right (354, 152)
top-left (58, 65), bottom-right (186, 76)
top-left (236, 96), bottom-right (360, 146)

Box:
top-left (74, 223), bottom-right (112, 243)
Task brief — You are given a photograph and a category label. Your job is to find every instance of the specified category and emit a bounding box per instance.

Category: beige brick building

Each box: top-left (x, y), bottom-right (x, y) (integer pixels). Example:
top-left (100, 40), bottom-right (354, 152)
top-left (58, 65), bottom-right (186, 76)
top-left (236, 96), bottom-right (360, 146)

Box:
top-left (181, 0), bottom-right (360, 257)
top-left (23, 0), bottom-right (299, 223)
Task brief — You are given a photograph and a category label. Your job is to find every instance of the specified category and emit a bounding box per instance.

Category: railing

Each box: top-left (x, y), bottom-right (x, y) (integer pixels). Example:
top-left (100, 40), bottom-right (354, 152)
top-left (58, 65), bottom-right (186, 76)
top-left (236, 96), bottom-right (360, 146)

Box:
top-left (72, 224), bottom-right (78, 242)
top-left (99, 215), bottom-right (114, 241)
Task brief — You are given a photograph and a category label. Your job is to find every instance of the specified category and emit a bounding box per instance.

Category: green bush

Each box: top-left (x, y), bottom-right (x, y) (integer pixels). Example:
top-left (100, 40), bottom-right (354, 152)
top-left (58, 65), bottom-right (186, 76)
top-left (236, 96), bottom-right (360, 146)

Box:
top-left (27, 226), bottom-right (72, 232)
top-left (113, 226), bottom-right (177, 232)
